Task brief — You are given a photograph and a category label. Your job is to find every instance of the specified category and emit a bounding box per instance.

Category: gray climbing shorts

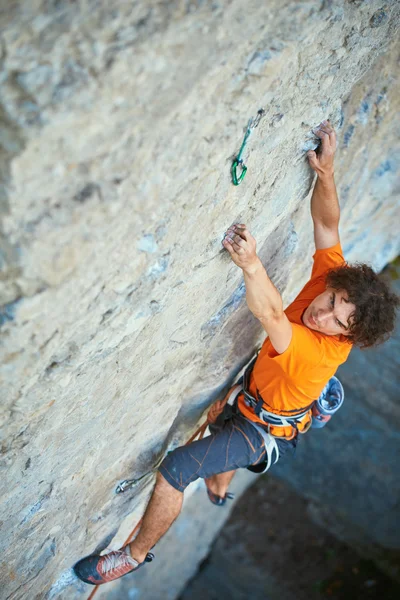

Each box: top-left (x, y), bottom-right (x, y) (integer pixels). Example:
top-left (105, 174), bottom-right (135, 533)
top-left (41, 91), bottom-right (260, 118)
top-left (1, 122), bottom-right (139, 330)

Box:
top-left (159, 403), bottom-right (296, 493)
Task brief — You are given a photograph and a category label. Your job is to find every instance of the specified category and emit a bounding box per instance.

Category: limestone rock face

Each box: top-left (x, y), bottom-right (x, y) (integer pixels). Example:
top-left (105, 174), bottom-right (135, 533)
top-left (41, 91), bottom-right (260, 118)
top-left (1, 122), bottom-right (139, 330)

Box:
top-left (0, 1), bottom-right (399, 599)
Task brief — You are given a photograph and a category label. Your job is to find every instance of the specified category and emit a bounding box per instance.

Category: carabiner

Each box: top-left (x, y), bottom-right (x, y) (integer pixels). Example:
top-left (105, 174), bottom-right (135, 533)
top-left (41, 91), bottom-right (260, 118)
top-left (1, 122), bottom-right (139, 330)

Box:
top-left (115, 454), bottom-right (167, 494)
top-left (115, 475), bottom-right (146, 494)
top-left (231, 158), bottom-right (247, 186)
top-left (231, 109), bottom-right (264, 186)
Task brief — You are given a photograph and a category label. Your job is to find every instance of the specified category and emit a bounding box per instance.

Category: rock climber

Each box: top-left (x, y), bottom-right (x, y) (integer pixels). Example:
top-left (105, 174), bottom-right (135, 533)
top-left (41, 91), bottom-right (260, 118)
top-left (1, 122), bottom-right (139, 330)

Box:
top-left (74, 120), bottom-right (398, 585)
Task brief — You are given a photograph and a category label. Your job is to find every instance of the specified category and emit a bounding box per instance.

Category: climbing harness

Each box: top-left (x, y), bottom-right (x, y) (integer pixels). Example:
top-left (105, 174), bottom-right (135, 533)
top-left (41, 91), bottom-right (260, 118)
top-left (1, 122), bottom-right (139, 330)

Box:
top-left (241, 355), bottom-right (344, 436)
top-left (231, 108), bottom-right (265, 185)
top-left (241, 356), bottom-right (314, 437)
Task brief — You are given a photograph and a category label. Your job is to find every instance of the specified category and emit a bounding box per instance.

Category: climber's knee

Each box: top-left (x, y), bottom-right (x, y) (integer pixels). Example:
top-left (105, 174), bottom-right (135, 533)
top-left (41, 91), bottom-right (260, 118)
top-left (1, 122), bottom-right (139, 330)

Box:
top-left (158, 413), bottom-right (262, 493)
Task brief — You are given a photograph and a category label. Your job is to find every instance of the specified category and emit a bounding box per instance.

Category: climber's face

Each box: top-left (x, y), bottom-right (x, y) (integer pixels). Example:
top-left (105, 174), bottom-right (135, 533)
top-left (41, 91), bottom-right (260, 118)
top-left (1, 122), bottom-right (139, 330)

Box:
top-left (302, 288), bottom-right (355, 336)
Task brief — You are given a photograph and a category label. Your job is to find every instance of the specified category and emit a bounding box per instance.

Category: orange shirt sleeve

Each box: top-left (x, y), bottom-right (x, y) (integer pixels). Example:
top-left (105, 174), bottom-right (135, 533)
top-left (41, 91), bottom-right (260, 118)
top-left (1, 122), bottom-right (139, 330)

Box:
top-left (311, 243), bottom-right (346, 279)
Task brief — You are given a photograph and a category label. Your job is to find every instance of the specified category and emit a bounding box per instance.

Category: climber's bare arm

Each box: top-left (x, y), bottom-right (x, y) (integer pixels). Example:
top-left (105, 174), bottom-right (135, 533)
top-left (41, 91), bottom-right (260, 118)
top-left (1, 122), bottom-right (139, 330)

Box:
top-left (223, 225), bottom-right (292, 354)
top-left (307, 120), bottom-right (341, 250)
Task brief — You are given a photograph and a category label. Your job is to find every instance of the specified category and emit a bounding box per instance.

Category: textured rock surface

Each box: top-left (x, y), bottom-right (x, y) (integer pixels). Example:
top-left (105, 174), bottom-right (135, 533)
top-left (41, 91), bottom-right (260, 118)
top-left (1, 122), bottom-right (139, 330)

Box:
top-left (0, 1), bottom-right (399, 599)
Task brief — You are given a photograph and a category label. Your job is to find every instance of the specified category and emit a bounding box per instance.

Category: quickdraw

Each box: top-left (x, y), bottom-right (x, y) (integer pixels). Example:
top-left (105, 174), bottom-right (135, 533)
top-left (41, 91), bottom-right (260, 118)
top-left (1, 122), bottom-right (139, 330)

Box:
top-left (115, 456), bottom-right (165, 494)
top-left (115, 423), bottom-right (208, 494)
top-left (231, 108), bottom-right (265, 185)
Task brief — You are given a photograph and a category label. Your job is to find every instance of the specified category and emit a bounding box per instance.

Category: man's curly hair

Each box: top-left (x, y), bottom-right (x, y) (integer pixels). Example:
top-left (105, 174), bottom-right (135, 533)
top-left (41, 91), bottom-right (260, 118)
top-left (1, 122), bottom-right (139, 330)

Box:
top-left (325, 263), bottom-right (399, 348)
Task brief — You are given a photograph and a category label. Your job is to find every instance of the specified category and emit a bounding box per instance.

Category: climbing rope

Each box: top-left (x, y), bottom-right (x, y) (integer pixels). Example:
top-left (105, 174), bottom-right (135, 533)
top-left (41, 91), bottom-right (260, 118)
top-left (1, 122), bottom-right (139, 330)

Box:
top-left (86, 419), bottom-right (208, 600)
top-left (231, 108), bottom-right (265, 185)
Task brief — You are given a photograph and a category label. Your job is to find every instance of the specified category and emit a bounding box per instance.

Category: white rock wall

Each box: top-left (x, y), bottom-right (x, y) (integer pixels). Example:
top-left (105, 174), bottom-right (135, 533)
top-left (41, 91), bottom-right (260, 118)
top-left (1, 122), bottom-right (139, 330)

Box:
top-left (0, 1), bottom-right (399, 598)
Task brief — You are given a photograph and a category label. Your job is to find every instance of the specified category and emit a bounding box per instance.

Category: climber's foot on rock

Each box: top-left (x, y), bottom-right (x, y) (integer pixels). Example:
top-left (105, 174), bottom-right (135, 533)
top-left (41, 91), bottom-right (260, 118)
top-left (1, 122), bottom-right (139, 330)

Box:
top-left (206, 486), bottom-right (234, 506)
top-left (204, 475), bottom-right (234, 506)
top-left (73, 545), bottom-right (154, 585)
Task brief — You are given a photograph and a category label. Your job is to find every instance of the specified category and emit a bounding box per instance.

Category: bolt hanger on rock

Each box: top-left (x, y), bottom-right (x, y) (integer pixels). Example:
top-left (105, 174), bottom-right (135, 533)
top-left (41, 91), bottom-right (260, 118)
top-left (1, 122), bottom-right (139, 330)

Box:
top-left (231, 108), bottom-right (265, 186)
top-left (115, 455), bottom-right (166, 493)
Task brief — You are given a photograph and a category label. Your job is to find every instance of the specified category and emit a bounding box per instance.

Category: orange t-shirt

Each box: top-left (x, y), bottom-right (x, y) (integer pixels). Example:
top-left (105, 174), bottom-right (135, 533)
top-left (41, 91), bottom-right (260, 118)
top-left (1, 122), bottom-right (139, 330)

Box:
top-left (238, 243), bottom-right (352, 438)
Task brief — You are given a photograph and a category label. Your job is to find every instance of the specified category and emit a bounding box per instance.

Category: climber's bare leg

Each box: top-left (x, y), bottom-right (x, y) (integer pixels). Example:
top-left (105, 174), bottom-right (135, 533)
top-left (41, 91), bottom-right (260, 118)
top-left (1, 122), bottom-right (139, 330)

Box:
top-left (205, 469), bottom-right (237, 498)
top-left (129, 472), bottom-right (183, 563)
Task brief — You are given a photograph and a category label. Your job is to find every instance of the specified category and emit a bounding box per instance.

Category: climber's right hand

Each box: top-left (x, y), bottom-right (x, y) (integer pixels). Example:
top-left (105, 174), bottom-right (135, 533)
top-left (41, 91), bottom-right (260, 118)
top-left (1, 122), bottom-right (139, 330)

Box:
top-left (307, 120), bottom-right (336, 178)
top-left (222, 224), bottom-right (259, 272)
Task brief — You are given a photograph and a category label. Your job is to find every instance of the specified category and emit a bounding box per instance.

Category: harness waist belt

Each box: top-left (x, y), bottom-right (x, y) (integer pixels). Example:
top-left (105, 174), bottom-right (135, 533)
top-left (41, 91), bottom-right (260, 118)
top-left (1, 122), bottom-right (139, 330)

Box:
top-left (242, 355), bottom-right (314, 429)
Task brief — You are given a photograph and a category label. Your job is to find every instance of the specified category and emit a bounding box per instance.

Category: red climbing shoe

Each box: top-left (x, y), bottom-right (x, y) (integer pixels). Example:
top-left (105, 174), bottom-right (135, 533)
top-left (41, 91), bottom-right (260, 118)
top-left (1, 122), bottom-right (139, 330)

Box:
top-left (73, 545), bottom-right (154, 585)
